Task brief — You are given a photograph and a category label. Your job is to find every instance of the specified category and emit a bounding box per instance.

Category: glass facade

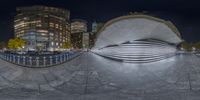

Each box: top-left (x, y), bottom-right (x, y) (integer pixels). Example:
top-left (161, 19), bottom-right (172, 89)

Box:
top-left (71, 19), bottom-right (87, 34)
top-left (14, 6), bottom-right (70, 51)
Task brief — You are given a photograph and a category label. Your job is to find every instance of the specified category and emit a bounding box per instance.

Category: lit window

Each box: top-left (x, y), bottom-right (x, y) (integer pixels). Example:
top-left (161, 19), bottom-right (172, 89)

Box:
top-left (50, 33), bottom-right (54, 36)
top-left (55, 24), bottom-right (59, 28)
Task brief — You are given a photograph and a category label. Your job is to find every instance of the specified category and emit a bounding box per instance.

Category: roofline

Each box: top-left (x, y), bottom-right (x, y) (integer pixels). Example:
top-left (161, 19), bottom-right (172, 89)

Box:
top-left (16, 5), bottom-right (70, 13)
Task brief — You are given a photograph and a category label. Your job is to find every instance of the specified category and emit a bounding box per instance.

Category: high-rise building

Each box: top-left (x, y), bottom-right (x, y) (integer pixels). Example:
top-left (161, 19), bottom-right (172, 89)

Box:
top-left (14, 6), bottom-right (70, 51)
top-left (82, 32), bottom-right (89, 48)
top-left (70, 19), bottom-right (88, 48)
top-left (71, 32), bottom-right (83, 49)
top-left (71, 19), bottom-right (87, 34)
top-left (92, 21), bottom-right (104, 33)
top-left (92, 21), bottom-right (98, 33)
top-left (89, 21), bottom-right (104, 48)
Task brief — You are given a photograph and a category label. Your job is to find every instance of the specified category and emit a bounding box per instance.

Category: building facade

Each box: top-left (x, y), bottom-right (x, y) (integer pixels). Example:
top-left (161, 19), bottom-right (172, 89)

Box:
top-left (70, 19), bottom-right (88, 48)
top-left (71, 19), bottom-right (87, 34)
top-left (14, 6), bottom-right (70, 51)
top-left (71, 32), bottom-right (82, 49)
top-left (82, 32), bottom-right (89, 48)
top-left (89, 21), bottom-right (104, 48)
top-left (92, 21), bottom-right (104, 33)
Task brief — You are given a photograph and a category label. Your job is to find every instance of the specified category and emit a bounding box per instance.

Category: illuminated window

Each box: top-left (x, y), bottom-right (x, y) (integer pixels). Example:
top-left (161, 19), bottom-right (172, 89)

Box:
top-left (49, 23), bottom-right (54, 27)
top-left (50, 33), bottom-right (54, 36)
top-left (55, 24), bottom-right (59, 28)
top-left (36, 24), bottom-right (42, 27)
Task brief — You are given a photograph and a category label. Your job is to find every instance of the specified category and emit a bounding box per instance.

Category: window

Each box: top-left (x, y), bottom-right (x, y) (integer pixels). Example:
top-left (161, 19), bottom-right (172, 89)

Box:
top-left (49, 23), bottom-right (54, 27)
top-left (55, 24), bottom-right (59, 28)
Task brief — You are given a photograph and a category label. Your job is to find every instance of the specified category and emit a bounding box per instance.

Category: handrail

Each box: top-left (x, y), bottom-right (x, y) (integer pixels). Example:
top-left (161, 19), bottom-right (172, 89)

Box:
top-left (0, 51), bottom-right (82, 68)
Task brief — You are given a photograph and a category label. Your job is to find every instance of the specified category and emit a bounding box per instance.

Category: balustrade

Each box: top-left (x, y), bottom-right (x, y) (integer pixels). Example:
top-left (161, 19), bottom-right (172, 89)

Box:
top-left (0, 51), bottom-right (82, 68)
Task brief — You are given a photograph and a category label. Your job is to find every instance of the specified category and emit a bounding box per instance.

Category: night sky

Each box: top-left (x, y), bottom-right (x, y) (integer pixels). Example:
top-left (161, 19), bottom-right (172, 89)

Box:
top-left (0, 0), bottom-right (200, 43)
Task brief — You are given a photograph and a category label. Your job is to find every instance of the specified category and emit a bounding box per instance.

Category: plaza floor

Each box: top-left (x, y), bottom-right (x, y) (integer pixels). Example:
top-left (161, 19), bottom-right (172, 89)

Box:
top-left (0, 52), bottom-right (200, 100)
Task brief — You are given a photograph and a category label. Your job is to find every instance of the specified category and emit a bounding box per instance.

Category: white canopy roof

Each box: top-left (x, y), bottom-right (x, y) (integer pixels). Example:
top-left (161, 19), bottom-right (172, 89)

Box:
top-left (93, 15), bottom-right (182, 49)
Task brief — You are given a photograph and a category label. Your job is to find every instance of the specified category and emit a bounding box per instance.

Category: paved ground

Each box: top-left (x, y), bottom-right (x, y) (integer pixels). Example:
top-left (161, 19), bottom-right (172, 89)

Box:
top-left (0, 52), bottom-right (200, 100)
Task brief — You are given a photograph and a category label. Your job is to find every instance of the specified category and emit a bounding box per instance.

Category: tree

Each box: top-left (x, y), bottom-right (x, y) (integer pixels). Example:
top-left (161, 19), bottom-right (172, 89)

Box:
top-left (61, 42), bottom-right (72, 49)
top-left (8, 38), bottom-right (26, 50)
top-left (180, 41), bottom-right (192, 51)
top-left (194, 41), bottom-right (200, 50)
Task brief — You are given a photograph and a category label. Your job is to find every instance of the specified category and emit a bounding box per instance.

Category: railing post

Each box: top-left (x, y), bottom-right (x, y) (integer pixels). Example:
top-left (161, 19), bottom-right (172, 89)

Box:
top-left (6, 54), bottom-right (8, 60)
top-left (50, 56), bottom-right (52, 65)
top-left (9, 54), bottom-right (12, 62)
top-left (55, 56), bottom-right (58, 64)
top-left (13, 55), bottom-right (16, 63)
top-left (67, 53), bottom-right (69, 60)
top-left (17, 56), bottom-right (20, 64)
top-left (23, 56), bottom-right (26, 65)
top-left (60, 55), bottom-right (62, 63)
top-left (43, 57), bottom-right (46, 66)
top-left (64, 54), bottom-right (66, 61)
top-left (29, 57), bottom-right (32, 66)
top-left (3, 54), bottom-right (5, 60)
top-left (36, 57), bottom-right (39, 67)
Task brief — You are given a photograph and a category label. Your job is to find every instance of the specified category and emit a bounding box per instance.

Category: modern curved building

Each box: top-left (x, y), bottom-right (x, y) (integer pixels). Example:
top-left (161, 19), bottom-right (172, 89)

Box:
top-left (92, 14), bottom-right (182, 63)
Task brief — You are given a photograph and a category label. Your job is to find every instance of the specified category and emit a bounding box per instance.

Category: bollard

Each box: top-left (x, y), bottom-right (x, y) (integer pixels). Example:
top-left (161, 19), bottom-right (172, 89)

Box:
top-left (43, 57), bottom-right (46, 66)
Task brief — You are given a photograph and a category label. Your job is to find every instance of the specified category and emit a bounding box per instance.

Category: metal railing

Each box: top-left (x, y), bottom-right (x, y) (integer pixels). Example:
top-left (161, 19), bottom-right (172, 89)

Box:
top-left (0, 51), bottom-right (82, 68)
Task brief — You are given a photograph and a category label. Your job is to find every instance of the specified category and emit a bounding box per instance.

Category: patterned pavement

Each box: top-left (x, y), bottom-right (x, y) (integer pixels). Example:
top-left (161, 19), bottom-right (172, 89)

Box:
top-left (0, 52), bottom-right (200, 100)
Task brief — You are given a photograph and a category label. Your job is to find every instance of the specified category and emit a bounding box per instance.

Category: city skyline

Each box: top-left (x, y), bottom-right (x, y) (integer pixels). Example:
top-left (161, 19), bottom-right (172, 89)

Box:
top-left (0, 0), bottom-right (200, 43)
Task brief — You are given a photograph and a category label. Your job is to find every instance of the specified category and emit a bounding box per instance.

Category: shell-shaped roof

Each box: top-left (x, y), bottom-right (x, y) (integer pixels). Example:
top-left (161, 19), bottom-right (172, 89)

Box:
top-left (93, 15), bottom-right (182, 49)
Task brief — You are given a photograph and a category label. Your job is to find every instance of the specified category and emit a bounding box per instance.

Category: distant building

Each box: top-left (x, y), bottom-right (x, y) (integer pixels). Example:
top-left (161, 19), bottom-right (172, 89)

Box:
top-left (71, 19), bottom-right (87, 34)
top-left (71, 32), bottom-right (82, 49)
top-left (89, 21), bottom-right (104, 48)
top-left (89, 33), bottom-right (96, 48)
top-left (82, 32), bottom-right (89, 48)
top-left (92, 21), bottom-right (98, 32)
top-left (92, 21), bottom-right (104, 33)
top-left (70, 19), bottom-right (88, 48)
top-left (14, 5), bottom-right (70, 51)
